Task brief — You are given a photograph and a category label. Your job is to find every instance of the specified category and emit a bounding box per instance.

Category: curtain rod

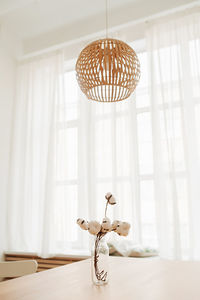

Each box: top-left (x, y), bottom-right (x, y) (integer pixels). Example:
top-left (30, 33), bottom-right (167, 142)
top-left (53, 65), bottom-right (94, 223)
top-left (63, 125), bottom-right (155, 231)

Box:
top-left (19, 0), bottom-right (200, 61)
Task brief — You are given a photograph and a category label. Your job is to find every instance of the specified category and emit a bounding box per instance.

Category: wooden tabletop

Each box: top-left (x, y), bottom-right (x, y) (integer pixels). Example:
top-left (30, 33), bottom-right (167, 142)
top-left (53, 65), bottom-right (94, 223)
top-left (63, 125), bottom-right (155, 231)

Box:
top-left (0, 257), bottom-right (200, 300)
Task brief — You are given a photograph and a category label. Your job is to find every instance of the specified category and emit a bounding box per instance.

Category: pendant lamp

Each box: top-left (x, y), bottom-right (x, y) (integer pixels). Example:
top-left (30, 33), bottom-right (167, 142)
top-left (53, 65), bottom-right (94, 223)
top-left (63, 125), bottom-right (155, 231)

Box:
top-left (75, 1), bottom-right (140, 102)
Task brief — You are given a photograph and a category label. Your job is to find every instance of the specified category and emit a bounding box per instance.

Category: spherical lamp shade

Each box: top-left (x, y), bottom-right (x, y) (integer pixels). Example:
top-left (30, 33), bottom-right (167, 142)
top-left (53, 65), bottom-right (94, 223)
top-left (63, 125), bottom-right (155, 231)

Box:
top-left (76, 38), bottom-right (140, 102)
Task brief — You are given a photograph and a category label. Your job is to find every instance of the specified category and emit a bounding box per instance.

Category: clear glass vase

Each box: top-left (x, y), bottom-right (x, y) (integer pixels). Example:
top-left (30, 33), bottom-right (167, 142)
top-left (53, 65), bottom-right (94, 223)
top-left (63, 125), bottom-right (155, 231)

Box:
top-left (91, 233), bottom-right (109, 286)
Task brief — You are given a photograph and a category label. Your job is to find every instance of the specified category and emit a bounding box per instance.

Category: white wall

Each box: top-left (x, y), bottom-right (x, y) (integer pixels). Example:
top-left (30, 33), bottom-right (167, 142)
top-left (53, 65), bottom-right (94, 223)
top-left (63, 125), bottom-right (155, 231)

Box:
top-left (0, 25), bottom-right (20, 262)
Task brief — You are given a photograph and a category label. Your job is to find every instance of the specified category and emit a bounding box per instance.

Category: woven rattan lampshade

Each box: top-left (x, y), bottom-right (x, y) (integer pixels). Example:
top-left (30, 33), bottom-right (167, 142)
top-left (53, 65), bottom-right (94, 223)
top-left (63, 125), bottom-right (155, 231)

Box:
top-left (76, 38), bottom-right (140, 102)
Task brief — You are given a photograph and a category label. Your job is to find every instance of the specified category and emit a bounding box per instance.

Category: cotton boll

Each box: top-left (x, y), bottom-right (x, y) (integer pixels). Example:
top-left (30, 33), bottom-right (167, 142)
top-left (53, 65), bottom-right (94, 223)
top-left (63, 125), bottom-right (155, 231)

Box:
top-left (117, 228), bottom-right (129, 237)
top-left (122, 222), bottom-right (131, 230)
top-left (116, 225), bottom-right (125, 236)
top-left (105, 192), bottom-right (112, 200)
top-left (112, 220), bottom-right (121, 231)
top-left (101, 217), bottom-right (112, 232)
top-left (109, 196), bottom-right (116, 205)
top-left (77, 218), bottom-right (82, 225)
top-left (77, 218), bottom-right (88, 230)
top-left (116, 222), bottom-right (131, 236)
top-left (102, 217), bottom-right (111, 229)
top-left (105, 192), bottom-right (116, 205)
top-left (88, 221), bottom-right (101, 235)
top-left (123, 230), bottom-right (129, 237)
top-left (81, 221), bottom-right (89, 230)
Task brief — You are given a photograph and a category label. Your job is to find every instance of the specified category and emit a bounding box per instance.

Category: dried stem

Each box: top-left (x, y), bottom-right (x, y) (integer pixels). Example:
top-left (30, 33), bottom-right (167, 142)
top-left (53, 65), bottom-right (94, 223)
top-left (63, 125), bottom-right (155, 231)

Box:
top-left (93, 197), bottom-right (110, 282)
top-left (104, 200), bottom-right (109, 218)
top-left (94, 232), bottom-right (107, 282)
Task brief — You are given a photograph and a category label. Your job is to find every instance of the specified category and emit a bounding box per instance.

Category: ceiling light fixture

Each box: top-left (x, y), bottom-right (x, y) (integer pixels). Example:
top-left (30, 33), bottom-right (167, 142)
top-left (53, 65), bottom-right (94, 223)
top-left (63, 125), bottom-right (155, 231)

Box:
top-left (75, 0), bottom-right (140, 102)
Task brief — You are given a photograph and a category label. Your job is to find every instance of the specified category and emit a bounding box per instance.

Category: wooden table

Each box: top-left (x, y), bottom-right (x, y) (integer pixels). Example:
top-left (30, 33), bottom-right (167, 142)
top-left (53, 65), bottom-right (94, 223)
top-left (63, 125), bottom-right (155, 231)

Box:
top-left (0, 257), bottom-right (200, 300)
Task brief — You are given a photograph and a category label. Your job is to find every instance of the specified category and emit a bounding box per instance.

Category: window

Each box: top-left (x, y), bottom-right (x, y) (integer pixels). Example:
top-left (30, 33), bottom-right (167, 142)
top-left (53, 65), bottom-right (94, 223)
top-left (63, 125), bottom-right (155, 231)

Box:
top-left (54, 70), bottom-right (80, 252)
top-left (53, 47), bottom-right (159, 252)
top-left (54, 38), bottom-right (200, 254)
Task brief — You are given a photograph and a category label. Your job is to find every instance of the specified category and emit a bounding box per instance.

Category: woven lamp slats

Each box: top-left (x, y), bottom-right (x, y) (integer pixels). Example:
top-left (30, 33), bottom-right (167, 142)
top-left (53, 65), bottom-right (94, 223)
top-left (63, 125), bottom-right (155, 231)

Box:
top-left (76, 38), bottom-right (140, 102)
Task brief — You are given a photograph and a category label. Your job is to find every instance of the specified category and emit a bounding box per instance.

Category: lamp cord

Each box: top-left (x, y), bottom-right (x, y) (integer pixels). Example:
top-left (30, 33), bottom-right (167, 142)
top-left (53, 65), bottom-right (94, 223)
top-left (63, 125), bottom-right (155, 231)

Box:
top-left (106, 0), bottom-right (109, 38)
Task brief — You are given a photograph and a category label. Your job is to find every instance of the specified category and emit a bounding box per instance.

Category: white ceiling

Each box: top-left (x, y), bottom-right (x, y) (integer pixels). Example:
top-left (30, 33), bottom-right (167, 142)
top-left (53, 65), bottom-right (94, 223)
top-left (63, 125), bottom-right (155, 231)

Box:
top-left (0, 0), bottom-right (196, 55)
top-left (0, 0), bottom-right (138, 39)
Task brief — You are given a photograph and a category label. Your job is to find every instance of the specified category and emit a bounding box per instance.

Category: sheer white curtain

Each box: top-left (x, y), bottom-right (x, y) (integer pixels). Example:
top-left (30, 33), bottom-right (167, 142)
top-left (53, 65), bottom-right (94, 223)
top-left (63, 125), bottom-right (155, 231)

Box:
top-left (53, 73), bottom-right (145, 255)
top-left (7, 51), bottom-right (65, 257)
top-left (6, 13), bottom-right (200, 260)
top-left (6, 52), bottom-right (152, 257)
top-left (146, 13), bottom-right (200, 259)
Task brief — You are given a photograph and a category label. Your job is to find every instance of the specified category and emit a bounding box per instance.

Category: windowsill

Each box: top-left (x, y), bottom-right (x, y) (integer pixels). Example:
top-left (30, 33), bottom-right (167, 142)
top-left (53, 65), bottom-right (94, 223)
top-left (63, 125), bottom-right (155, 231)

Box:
top-left (4, 250), bottom-right (90, 260)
